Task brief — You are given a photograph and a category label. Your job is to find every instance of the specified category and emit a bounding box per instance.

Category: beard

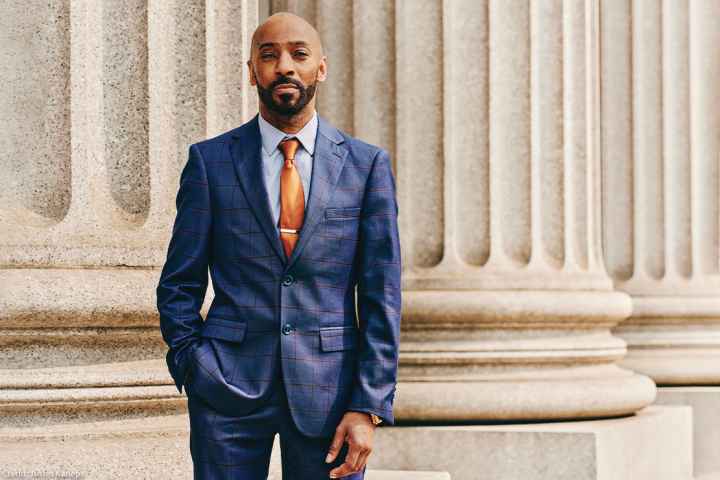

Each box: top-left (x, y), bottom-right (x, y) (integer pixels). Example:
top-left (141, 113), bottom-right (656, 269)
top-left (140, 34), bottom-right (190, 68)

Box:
top-left (256, 75), bottom-right (318, 116)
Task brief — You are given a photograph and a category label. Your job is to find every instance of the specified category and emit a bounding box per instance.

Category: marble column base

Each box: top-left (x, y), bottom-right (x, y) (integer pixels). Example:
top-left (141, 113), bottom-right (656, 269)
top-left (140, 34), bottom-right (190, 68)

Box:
top-left (393, 365), bottom-right (656, 422)
top-left (613, 296), bottom-right (720, 384)
top-left (0, 360), bottom-right (185, 428)
top-left (399, 289), bottom-right (657, 421)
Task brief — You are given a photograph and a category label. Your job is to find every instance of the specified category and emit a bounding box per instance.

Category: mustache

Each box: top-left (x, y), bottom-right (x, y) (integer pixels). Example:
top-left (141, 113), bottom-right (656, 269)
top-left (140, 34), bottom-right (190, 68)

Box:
top-left (271, 77), bottom-right (303, 89)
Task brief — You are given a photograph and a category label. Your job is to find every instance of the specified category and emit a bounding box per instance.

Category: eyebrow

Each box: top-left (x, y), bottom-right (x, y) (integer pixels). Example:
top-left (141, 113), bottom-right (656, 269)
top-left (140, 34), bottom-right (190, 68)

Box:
top-left (258, 41), bottom-right (310, 49)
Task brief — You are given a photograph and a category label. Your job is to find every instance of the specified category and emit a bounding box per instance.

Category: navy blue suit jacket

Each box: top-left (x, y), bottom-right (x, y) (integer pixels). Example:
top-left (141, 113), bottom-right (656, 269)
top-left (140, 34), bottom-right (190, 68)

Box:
top-left (156, 112), bottom-right (402, 438)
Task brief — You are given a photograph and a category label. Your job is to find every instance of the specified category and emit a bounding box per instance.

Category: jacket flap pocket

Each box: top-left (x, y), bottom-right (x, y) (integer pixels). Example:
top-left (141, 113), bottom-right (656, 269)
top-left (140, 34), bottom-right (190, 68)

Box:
top-left (200, 317), bottom-right (247, 343)
top-left (325, 206), bottom-right (361, 220)
top-left (319, 326), bottom-right (358, 352)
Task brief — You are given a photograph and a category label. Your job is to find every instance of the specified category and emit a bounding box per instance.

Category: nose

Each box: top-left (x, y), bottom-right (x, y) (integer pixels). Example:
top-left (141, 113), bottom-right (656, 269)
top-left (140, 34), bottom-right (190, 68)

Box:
top-left (275, 50), bottom-right (295, 77)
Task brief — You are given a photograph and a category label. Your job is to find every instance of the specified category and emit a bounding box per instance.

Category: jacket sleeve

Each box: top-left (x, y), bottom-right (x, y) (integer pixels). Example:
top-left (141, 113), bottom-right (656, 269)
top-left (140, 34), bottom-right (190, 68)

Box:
top-left (347, 148), bottom-right (402, 425)
top-left (156, 143), bottom-right (211, 394)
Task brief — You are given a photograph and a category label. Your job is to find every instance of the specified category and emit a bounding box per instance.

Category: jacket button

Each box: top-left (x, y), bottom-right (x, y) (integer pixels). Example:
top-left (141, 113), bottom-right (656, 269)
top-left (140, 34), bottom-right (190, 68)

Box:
top-left (282, 274), bottom-right (294, 286)
top-left (282, 323), bottom-right (294, 335)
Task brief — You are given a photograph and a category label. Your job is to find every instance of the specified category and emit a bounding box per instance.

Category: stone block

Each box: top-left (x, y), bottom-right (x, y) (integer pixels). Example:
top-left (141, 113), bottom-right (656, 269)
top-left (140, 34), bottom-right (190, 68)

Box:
top-left (655, 387), bottom-right (720, 478)
top-left (366, 405), bottom-right (693, 480)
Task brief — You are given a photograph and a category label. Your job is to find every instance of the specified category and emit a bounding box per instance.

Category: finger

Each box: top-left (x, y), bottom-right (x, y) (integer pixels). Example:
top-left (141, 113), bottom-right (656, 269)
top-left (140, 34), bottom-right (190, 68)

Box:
top-left (325, 426), bottom-right (346, 464)
top-left (329, 462), bottom-right (354, 478)
top-left (349, 443), bottom-right (371, 472)
top-left (353, 450), bottom-right (370, 472)
top-left (353, 427), bottom-right (373, 470)
top-left (343, 440), bottom-right (363, 469)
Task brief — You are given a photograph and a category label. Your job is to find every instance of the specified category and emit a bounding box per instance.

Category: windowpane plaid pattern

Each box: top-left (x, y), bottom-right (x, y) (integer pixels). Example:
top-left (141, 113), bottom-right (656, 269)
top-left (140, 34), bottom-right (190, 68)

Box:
top-left (187, 372), bottom-right (367, 479)
top-left (157, 113), bottom-right (401, 439)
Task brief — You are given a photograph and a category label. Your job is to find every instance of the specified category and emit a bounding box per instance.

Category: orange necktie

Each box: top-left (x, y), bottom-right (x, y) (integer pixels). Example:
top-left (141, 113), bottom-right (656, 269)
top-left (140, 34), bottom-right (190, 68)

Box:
top-left (277, 137), bottom-right (305, 259)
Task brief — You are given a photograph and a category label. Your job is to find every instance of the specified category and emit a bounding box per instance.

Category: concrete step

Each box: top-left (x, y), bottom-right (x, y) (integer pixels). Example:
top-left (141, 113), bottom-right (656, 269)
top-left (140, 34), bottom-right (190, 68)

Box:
top-left (695, 473), bottom-right (720, 480)
top-left (655, 387), bottom-right (720, 477)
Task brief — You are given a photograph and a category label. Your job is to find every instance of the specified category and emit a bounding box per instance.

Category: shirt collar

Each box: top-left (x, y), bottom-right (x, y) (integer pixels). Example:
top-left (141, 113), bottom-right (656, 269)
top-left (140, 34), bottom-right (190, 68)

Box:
top-left (258, 109), bottom-right (318, 157)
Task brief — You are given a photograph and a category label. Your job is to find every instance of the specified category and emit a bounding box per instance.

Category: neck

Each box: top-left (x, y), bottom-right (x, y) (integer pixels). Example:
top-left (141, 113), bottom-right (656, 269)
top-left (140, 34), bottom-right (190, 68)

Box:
top-left (259, 103), bottom-right (315, 134)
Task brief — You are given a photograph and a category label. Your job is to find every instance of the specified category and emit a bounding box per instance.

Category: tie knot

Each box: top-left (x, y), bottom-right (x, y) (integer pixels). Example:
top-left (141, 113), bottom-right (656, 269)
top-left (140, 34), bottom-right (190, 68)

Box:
top-left (278, 137), bottom-right (301, 161)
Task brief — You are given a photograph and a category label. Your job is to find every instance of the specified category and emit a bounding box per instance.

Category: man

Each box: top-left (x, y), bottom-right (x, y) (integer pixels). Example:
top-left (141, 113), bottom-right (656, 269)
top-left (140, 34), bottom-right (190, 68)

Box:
top-left (157, 11), bottom-right (402, 480)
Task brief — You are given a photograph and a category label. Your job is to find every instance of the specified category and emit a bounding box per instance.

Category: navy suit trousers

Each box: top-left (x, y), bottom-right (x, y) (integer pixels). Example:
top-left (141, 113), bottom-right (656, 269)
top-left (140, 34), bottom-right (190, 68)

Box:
top-left (186, 347), bottom-right (367, 480)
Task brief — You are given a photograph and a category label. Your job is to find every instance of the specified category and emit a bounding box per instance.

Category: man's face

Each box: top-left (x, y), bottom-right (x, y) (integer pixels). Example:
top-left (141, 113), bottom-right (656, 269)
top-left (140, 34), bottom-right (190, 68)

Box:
top-left (248, 20), bottom-right (326, 116)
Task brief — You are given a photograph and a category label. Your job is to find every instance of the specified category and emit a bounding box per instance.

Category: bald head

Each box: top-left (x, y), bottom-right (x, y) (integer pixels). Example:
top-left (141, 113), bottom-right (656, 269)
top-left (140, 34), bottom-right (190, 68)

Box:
top-left (246, 11), bottom-right (327, 123)
top-left (250, 12), bottom-right (324, 60)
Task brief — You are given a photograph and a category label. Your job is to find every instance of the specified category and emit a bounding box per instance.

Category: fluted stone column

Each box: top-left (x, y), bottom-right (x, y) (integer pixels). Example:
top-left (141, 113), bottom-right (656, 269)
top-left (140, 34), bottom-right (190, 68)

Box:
top-left (601, 0), bottom-right (720, 475)
top-left (603, 0), bottom-right (720, 385)
top-left (275, 0), bottom-right (657, 422)
top-left (0, 0), bottom-right (257, 431)
top-left (1, 1), bottom-right (698, 477)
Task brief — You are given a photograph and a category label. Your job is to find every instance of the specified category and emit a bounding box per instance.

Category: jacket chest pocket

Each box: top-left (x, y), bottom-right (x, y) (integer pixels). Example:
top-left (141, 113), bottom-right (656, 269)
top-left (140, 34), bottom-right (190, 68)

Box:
top-left (322, 207), bottom-right (361, 241)
top-left (325, 206), bottom-right (361, 220)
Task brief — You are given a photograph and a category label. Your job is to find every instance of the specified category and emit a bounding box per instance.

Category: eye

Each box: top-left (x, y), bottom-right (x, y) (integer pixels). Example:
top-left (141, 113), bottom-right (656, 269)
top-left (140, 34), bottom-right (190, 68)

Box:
top-left (294, 51), bottom-right (309, 58)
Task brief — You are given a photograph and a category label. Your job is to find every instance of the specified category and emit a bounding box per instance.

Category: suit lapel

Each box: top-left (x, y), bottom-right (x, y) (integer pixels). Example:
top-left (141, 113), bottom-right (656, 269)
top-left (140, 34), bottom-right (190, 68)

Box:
top-left (229, 114), bottom-right (287, 264)
top-left (285, 121), bottom-right (348, 271)
top-left (228, 113), bottom-right (348, 272)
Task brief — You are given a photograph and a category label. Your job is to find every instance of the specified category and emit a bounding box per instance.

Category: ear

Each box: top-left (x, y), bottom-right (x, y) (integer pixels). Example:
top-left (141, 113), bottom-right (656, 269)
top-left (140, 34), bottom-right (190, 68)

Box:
top-left (247, 60), bottom-right (257, 86)
top-left (316, 56), bottom-right (328, 83)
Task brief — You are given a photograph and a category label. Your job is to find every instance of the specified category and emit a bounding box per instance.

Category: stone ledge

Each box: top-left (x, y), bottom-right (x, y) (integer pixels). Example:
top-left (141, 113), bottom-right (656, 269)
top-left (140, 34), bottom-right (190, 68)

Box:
top-left (368, 405), bottom-right (693, 480)
top-left (655, 387), bottom-right (720, 478)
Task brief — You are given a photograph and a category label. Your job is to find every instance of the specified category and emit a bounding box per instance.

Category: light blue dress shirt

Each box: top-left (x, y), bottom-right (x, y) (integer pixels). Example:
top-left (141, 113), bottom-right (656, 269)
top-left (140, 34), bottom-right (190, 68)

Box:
top-left (257, 109), bottom-right (318, 235)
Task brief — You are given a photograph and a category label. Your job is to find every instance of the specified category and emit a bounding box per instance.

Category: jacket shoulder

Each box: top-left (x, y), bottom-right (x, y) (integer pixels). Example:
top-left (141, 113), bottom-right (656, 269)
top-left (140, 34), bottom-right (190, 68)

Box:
top-left (194, 128), bottom-right (238, 149)
top-left (188, 121), bottom-right (248, 159)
